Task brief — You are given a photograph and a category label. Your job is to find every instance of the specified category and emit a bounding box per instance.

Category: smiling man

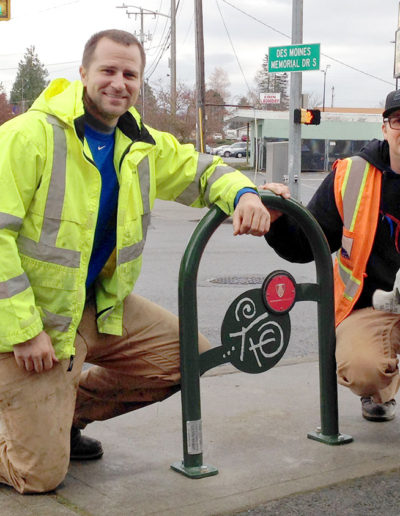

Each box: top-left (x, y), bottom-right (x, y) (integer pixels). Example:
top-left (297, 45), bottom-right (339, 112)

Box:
top-left (80, 36), bottom-right (143, 126)
top-left (264, 89), bottom-right (400, 427)
top-left (0, 29), bottom-right (271, 494)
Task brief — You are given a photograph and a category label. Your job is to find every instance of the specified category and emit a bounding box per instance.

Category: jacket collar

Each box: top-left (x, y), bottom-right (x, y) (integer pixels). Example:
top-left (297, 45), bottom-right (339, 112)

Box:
top-left (74, 109), bottom-right (155, 146)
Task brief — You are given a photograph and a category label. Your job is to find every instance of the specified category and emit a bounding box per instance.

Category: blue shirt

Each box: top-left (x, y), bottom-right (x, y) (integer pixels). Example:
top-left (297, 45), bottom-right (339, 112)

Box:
top-left (84, 124), bottom-right (119, 288)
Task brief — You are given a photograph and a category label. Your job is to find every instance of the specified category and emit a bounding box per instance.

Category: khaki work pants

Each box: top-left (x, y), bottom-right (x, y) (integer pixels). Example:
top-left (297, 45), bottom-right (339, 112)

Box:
top-left (0, 293), bottom-right (209, 494)
top-left (336, 307), bottom-right (400, 404)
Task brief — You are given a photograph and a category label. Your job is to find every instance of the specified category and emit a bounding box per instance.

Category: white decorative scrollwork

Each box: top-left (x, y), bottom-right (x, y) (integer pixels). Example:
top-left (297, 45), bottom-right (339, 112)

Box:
top-left (234, 297), bottom-right (256, 322)
top-left (229, 311), bottom-right (284, 368)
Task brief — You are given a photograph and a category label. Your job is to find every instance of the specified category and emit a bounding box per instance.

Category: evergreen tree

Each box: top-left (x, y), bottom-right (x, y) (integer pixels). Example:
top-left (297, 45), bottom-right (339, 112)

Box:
top-left (237, 96), bottom-right (251, 107)
top-left (255, 54), bottom-right (289, 111)
top-left (10, 46), bottom-right (49, 112)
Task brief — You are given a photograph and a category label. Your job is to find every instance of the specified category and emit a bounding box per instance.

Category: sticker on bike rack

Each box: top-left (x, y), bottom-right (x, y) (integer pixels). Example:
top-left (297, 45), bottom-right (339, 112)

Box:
top-left (186, 419), bottom-right (203, 454)
top-left (262, 270), bottom-right (296, 315)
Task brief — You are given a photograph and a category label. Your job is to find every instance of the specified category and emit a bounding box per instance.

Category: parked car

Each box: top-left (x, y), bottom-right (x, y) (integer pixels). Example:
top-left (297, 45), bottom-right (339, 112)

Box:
top-left (212, 144), bottom-right (230, 156)
top-left (222, 142), bottom-right (250, 158)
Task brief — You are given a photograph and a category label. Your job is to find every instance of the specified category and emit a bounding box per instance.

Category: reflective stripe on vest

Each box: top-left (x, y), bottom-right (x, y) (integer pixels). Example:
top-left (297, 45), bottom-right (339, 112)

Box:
top-left (118, 156), bottom-right (151, 265)
top-left (336, 156), bottom-right (372, 301)
top-left (42, 308), bottom-right (71, 333)
top-left (17, 115), bottom-right (81, 268)
top-left (0, 272), bottom-right (30, 299)
top-left (341, 156), bottom-right (371, 231)
top-left (0, 212), bottom-right (23, 232)
top-left (175, 153), bottom-right (215, 205)
top-left (336, 252), bottom-right (361, 300)
top-left (204, 165), bottom-right (236, 204)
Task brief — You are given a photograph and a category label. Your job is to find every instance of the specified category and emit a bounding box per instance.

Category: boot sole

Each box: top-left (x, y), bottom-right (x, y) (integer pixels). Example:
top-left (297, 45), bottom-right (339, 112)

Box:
top-left (362, 412), bottom-right (395, 422)
top-left (70, 450), bottom-right (104, 460)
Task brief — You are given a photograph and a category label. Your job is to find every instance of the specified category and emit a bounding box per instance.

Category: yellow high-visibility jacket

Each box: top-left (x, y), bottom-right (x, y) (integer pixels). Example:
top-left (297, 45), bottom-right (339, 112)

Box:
top-left (0, 79), bottom-right (257, 359)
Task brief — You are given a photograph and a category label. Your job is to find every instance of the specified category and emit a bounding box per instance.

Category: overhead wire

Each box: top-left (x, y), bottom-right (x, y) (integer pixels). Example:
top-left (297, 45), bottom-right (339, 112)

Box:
top-left (145, 0), bottom-right (164, 57)
top-left (6, 0), bottom-right (81, 21)
top-left (179, 0), bottom-right (194, 46)
top-left (215, 0), bottom-right (252, 97)
top-left (145, 3), bottom-right (173, 78)
top-left (145, 0), bottom-right (182, 81)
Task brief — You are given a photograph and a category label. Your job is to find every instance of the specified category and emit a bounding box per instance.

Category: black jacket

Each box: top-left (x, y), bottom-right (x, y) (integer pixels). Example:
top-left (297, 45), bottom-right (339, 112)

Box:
top-left (265, 139), bottom-right (400, 309)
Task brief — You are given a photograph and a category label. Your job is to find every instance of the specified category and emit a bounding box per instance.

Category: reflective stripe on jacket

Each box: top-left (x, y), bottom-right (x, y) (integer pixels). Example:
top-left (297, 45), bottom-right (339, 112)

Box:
top-left (333, 156), bottom-right (382, 326)
top-left (0, 79), bottom-right (257, 359)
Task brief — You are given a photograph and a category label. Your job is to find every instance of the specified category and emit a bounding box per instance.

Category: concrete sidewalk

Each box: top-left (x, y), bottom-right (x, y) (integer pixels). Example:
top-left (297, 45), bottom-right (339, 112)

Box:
top-left (2, 174), bottom-right (399, 515)
top-left (2, 357), bottom-right (400, 515)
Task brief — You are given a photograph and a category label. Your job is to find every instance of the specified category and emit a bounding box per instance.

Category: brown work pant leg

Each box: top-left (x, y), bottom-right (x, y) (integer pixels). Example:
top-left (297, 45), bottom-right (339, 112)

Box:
top-left (0, 337), bottom-right (86, 494)
top-left (336, 307), bottom-right (400, 403)
top-left (73, 293), bottom-right (210, 429)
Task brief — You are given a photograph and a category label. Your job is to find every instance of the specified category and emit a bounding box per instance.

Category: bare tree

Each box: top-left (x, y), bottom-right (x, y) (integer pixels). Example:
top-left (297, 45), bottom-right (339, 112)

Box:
top-left (147, 81), bottom-right (196, 143)
top-left (0, 83), bottom-right (14, 125)
top-left (207, 67), bottom-right (230, 103)
top-left (304, 91), bottom-right (323, 109)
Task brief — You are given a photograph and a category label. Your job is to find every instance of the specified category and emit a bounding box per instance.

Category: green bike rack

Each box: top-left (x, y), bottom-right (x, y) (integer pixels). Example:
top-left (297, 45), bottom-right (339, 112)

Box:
top-left (171, 191), bottom-right (352, 479)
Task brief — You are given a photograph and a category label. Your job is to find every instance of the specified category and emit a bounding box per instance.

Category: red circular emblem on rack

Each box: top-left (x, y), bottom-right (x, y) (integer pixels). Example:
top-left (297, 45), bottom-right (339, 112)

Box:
top-left (262, 271), bottom-right (296, 314)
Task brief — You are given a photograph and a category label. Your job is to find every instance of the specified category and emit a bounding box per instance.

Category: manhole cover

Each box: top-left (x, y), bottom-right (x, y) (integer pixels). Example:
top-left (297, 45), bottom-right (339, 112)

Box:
top-left (208, 275), bottom-right (265, 285)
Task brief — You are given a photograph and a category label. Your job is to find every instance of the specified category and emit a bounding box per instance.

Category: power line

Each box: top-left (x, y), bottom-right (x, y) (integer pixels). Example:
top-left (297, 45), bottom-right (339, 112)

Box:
top-left (146, 0), bottom-right (182, 80)
top-left (215, 0), bottom-right (252, 96)
top-left (145, 27), bottom-right (171, 79)
top-left (0, 60), bottom-right (80, 72)
top-left (221, 0), bottom-right (394, 87)
top-left (6, 0), bottom-right (81, 21)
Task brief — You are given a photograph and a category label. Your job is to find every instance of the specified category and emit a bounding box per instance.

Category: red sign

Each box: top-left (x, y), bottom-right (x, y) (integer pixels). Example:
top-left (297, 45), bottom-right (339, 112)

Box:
top-left (263, 272), bottom-right (296, 314)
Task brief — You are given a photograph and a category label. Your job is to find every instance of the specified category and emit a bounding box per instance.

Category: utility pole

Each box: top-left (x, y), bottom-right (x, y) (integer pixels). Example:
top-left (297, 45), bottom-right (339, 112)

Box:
top-left (170, 0), bottom-right (177, 122)
top-left (194, 0), bottom-right (205, 152)
top-left (287, 0), bottom-right (303, 200)
top-left (116, 4), bottom-right (176, 118)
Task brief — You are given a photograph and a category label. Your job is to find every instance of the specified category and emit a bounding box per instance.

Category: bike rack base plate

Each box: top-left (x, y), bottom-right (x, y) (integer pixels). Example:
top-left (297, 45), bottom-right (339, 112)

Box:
top-left (170, 461), bottom-right (219, 479)
top-left (307, 430), bottom-right (353, 445)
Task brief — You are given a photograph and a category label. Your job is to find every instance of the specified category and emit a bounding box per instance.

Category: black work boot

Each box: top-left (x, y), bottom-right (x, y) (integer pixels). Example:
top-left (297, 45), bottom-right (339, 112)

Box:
top-left (361, 397), bottom-right (396, 422)
top-left (70, 426), bottom-right (104, 460)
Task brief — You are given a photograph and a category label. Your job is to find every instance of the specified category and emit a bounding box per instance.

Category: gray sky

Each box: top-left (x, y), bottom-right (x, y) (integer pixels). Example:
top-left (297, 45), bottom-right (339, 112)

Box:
top-left (0, 0), bottom-right (398, 108)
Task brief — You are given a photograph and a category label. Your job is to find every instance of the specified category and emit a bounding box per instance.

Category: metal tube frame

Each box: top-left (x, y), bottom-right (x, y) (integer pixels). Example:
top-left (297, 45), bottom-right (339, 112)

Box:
top-left (171, 192), bottom-right (352, 479)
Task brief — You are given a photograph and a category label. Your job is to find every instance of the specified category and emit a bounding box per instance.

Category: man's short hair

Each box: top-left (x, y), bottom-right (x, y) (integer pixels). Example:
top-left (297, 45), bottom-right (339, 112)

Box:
top-left (82, 29), bottom-right (146, 75)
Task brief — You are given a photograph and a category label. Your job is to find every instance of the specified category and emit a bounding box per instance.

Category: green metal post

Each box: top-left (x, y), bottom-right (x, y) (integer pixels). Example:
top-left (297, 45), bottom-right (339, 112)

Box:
top-left (260, 193), bottom-right (351, 444)
top-left (172, 191), bottom-right (351, 479)
top-left (171, 207), bottom-right (225, 478)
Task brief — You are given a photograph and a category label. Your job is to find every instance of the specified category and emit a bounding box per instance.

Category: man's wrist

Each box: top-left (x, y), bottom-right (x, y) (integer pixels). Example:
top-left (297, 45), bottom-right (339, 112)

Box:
top-left (234, 187), bottom-right (259, 207)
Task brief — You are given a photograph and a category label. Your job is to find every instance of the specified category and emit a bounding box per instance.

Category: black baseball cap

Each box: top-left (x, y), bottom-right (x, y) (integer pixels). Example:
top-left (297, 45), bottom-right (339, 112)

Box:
top-left (383, 90), bottom-right (400, 118)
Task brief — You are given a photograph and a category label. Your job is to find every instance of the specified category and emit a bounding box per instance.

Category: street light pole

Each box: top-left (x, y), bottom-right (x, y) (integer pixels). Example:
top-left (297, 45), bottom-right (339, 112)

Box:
top-left (322, 64), bottom-right (330, 112)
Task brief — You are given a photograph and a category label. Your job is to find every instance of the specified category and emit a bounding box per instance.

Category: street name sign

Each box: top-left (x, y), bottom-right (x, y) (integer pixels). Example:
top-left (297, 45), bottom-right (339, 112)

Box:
top-left (268, 43), bottom-right (320, 73)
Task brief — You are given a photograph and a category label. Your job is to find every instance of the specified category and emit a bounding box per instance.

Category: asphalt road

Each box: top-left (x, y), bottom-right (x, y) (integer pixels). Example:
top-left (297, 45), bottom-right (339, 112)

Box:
top-left (234, 468), bottom-right (400, 516)
top-left (134, 170), bottom-right (326, 362)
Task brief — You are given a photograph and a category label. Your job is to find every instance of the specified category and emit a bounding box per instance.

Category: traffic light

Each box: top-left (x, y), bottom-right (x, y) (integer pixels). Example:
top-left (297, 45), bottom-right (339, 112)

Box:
top-left (293, 108), bottom-right (321, 125)
top-left (0, 1), bottom-right (10, 21)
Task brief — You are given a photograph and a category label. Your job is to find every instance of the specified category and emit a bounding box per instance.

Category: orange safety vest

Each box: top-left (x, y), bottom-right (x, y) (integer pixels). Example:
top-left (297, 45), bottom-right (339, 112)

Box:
top-left (333, 156), bottom-right (382, 326)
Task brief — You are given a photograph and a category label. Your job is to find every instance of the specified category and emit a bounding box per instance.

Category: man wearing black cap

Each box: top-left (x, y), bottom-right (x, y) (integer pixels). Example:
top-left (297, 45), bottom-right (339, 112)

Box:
top-left (263, 89), bottom-right (400, 423)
